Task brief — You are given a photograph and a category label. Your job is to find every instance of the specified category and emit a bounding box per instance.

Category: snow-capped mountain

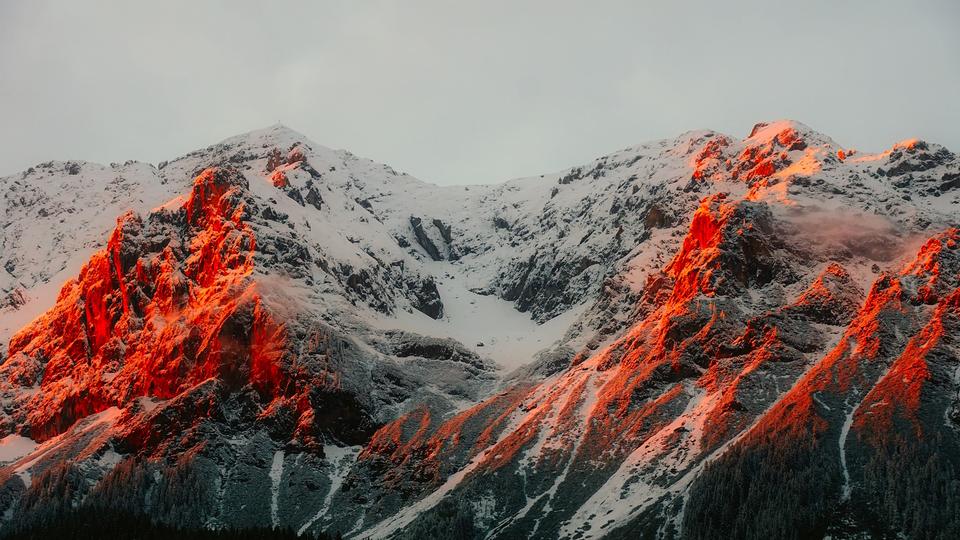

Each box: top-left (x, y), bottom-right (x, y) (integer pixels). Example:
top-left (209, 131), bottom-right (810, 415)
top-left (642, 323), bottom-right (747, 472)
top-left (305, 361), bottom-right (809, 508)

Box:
top-left (0, 121), bottom-right (958, 539)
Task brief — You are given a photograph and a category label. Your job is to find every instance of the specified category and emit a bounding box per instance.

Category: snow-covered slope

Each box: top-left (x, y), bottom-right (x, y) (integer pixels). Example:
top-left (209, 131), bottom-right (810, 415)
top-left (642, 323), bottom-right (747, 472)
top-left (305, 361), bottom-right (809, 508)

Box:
top-left (0, 160), bottom-right (186, 345)
top-left (0, 121), bottom-right (958, 539)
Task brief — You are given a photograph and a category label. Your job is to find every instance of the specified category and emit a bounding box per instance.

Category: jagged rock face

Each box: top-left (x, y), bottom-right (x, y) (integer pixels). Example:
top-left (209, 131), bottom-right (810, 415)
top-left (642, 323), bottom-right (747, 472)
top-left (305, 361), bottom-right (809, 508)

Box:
top-left (351, 214), bottom-right (957, 540)
top-left (0, 165), bottom-right (496, 533)
top-left (2, 168), bottom-right (270, 440)
top-left (684, 229), bottom-right (960, 540)
top-left (0, 121), bottom-right (958, 539)
top-left (0, 160), bottom-right (186, 347)
top-left (1, 165), bottom-right (481, 443)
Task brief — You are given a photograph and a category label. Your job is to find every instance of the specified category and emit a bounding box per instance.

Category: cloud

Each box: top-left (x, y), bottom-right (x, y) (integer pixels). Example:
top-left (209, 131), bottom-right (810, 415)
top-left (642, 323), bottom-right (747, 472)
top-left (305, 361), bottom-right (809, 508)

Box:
top-left (775, 205), bottom-right (926, 263)
top-left (1, 0), bottom-right (958, 184)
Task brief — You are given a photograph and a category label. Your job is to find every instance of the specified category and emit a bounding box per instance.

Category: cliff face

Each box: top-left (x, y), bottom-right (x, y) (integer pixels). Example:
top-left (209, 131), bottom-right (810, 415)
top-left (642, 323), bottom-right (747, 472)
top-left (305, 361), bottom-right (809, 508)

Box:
top-left (0, 121), bottom-right (958, 539)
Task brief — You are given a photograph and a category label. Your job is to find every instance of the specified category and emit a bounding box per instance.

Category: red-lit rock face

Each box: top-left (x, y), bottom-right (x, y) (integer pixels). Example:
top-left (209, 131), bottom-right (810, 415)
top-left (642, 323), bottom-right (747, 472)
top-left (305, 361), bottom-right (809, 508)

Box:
top-left (690, 137), bottom-right (731, 181)
top-left (358, 190), bottom-right (805, 492)
top-left (685, 121), bottom-right (840, 212)
top-left (3, 168), bottom-right (287, 440)
top-left (689, 123), bottom-right (816, 184)
top-left (850, 229), bottom-right (960, 441)
top-left (712, 228), bottom-right (955, 448)
top-left (664, 194), bottom-right (729, 302)
top-left (853, 288), bottom-right (956, 439)
top-left (352, 175), bottom-right (959, 538)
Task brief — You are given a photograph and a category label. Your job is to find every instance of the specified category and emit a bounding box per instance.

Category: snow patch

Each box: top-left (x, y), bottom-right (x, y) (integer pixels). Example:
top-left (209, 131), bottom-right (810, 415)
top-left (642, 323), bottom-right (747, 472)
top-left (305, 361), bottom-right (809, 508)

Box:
top-left (374, 261), bottom-right (587, 371)
top-left (839, 397), bottom-right (858, 502)
top-left (0, 435), bottom-right (37, 465)
top-left (297, 445), bottom-right (361, 536)
top-left (269, 450), bottom-right (284, 528)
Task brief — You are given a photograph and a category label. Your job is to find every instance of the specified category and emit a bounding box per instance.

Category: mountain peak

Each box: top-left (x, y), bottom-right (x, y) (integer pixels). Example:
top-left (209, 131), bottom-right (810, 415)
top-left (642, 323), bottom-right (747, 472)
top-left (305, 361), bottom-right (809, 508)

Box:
top-left (217, 123), bottom-right (319, 152)
top-left (745, 119), bottom-right (837, 148)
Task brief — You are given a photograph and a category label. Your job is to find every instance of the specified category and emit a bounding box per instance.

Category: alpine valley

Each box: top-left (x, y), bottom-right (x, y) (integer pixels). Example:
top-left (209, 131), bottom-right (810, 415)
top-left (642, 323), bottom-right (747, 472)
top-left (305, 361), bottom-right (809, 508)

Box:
top-left (1, 120), bottom-right (958, 539)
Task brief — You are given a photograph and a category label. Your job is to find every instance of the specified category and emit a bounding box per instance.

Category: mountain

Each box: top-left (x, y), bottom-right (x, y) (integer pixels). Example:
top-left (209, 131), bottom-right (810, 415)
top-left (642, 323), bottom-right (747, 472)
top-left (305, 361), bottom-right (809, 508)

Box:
top-left (0, 121), bottom-right (958, 539)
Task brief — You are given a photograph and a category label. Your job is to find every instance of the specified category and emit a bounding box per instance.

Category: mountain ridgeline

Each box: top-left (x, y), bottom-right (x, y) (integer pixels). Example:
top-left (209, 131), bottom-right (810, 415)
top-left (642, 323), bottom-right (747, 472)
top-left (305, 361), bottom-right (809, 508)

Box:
top-left (0, 121), bottom-right (958, 539)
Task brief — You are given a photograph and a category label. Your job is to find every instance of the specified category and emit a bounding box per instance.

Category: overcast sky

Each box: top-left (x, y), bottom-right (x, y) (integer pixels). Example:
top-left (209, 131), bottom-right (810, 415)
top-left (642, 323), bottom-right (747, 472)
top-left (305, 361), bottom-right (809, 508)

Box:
top-left (1, 1), bottom-right (957, 185)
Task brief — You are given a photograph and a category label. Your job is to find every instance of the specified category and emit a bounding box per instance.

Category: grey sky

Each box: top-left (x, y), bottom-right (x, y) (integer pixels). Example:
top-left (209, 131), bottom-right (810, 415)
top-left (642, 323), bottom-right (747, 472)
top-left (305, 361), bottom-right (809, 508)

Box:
top-left (1, 1), bottom-right (957, 185)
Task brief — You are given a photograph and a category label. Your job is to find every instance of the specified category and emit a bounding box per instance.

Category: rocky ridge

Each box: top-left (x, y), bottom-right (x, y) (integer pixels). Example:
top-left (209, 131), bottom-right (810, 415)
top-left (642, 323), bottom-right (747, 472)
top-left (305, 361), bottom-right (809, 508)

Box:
top-left (0, 120), bottom-right (958, 539)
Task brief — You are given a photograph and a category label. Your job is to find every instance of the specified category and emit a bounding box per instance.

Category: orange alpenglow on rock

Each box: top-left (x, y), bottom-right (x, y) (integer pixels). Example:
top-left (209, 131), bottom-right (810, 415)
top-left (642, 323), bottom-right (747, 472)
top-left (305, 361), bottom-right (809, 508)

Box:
top-left (3, 168), bottom-right (296, 441)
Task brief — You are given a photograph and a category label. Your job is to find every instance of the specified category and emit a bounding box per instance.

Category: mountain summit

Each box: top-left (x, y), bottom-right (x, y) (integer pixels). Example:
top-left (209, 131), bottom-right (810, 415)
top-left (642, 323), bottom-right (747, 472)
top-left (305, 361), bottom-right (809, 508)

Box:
top-left (0, 121), bottom-right (958, 539)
